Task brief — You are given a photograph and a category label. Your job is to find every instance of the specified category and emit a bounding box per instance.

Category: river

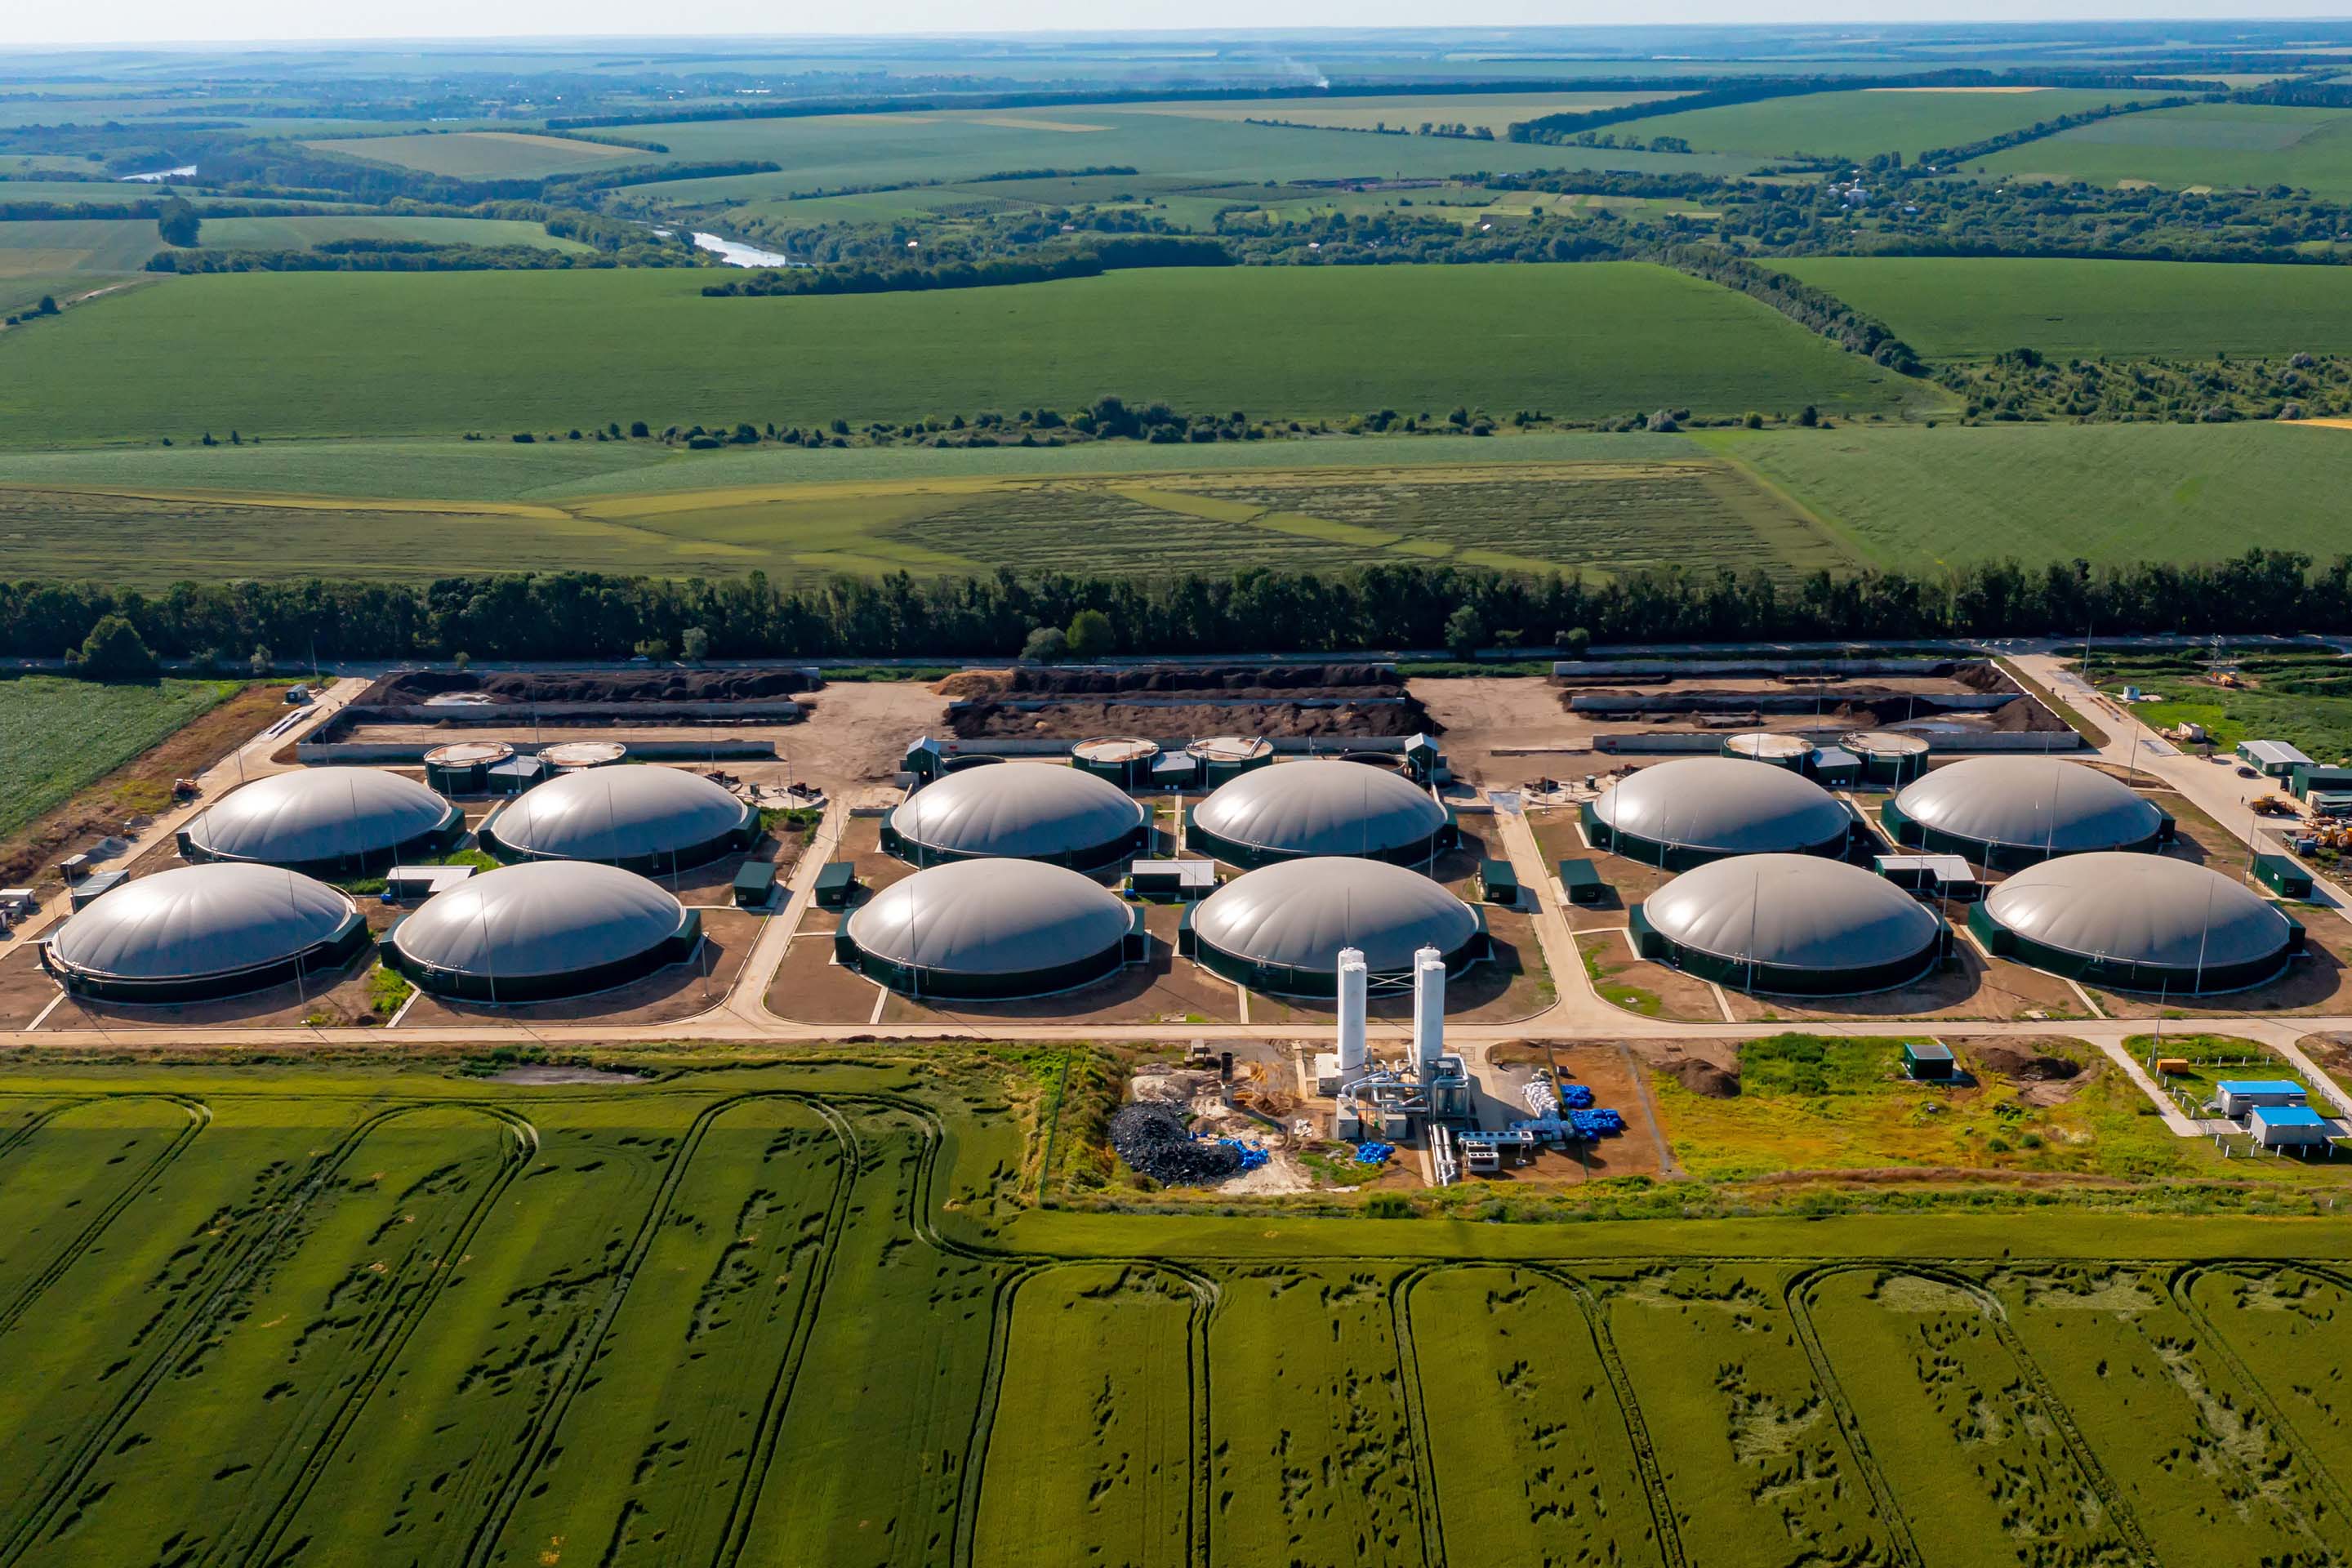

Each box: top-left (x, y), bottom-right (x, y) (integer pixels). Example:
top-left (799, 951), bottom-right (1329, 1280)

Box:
top-left (691, 232), bottom-right (797, 268)
top-left (118, 165), bottom-right (198, 182)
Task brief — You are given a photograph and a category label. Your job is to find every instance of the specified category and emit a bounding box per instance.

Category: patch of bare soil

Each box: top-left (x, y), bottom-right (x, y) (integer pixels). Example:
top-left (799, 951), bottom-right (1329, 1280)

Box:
top-left (1970, 1037), bottom-right (2096, 1107)
top-left (0, 682), bottom-right (282, 891)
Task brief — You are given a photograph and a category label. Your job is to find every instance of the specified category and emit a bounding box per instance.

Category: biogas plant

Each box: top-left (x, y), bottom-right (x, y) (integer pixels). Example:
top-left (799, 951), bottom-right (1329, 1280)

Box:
top-left (12, 652), bottom-right (2342, 1186)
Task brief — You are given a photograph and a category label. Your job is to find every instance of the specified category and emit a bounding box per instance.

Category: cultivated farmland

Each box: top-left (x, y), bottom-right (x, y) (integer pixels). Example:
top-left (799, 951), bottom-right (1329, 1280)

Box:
top-left (0, 263), bottom-right (1915, 447)
top-left (6, 1062), bottom-right (2352, 1567)
top-left (190, 213), bottom-right (594, 251)
top-left (1780, 254), bottom-right (2352, 359)
top-left (0, 675), bottom-right (242, 840)
top-left (1603, 86), bottom-right (2163, 160)
top-left (302, 128), bottom-right (645, 176)
top-left (1972, 101), bottom-right (2352, 198)
top-left (0, 455), bottom-right (1842, 586)
top-left (1700, 420), bottom-right (2352, 568)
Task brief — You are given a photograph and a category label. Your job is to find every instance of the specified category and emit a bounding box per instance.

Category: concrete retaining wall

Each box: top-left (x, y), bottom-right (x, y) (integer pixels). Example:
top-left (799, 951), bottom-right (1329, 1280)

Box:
top-left (296, 738), bottom-right (778, 764)
top-left (1554, 658), bottom-right (1958, 679)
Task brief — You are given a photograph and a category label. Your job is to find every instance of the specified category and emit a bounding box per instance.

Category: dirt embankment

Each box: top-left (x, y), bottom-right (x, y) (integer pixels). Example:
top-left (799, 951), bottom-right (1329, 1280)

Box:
top-left (940, 663), bottom-right (1437, 742)
top-left (0, 683), bottom-right (284, 889)
top-left (359, 667), bottom-right (822, 706)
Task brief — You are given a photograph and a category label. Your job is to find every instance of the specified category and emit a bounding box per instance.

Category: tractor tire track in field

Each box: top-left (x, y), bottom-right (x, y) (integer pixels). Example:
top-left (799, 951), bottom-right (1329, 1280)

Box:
top-left (0, 1102), bottom-right (533, 1568)
top-left (232, 1106), bottom-right (538, 1568)
top-left (948, 1260), bottom-right (1048, 1568)
top-left (2167, 1261), bottom-right (2352, 1531)
top-left (457, 1091), bottom-right (858, 1568)
top-left (703, 1098), bottom-right (859, 1568)
top-left (1780, 1263), bottom-right (1925, 1568)
top-left (0, 1094), bottom-right (210, 1343)
top-left (1533, 1267), bottom-right (1687, 1568)
top-left (0, 1096), bottom-right (91, 1159)
top-left (1787, 1261), bottom-right (2157, 1568)
top-left (1388, 1266), bottom-right (1448, 1568)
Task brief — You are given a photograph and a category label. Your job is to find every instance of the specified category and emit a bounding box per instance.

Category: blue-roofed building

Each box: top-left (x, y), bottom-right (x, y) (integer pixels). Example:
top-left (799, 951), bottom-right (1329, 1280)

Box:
top-left (2216, 1080), bottom-right (2307, 1117)
top-left (2250, 1105), bottom-right (2335, 1149)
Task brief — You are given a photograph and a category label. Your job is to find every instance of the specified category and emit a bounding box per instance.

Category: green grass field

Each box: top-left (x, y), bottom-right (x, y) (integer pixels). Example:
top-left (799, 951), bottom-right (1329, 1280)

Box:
top-left (2, 1061), bottom-right (2352, 1567)
top-left (302, 128), bottom-right (644, 177)
top-left (0, 674), bottom-right (241, 839)
top-left (1779, 255), bottom-right (2352, 359)
top-left (2087, 645), bottom-right (2352, 761)
top-left (1612, 86), bottom-right (2161, 159)
top-left (1700, 421), bottom-right (2352, 568)
top-left (0, 262), bottom-right (1913, 448)
top-left (190, 213), bottom-right (592, 251)
top-left (1973, 101), bottom-right (2352, 197)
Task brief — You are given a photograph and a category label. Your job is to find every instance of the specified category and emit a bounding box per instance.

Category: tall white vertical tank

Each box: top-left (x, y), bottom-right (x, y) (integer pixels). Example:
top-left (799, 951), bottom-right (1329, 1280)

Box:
top-left (1412, 946), bottom-right (1446, 1080)
top-left (1336, 947), bottom-right (1368, 1073)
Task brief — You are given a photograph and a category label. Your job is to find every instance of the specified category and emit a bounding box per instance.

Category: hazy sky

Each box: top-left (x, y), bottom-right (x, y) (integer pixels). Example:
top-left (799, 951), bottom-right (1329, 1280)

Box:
top-left (16, 2), bottom-right (2352, 48)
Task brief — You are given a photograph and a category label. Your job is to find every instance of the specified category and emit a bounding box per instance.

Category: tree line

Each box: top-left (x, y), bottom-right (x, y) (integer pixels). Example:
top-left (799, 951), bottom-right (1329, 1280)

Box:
top-left (700, 235), bottom-right (1232, 297)
top-left (6, 550), bottom-right (2343, 666)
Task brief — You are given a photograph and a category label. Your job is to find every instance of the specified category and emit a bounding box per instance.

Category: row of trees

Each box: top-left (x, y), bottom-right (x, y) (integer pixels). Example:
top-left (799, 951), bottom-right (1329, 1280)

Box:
top-left (700, 235), bottom-right (1232, 297)
top-left (2, 552), bottom-right (2342, 666)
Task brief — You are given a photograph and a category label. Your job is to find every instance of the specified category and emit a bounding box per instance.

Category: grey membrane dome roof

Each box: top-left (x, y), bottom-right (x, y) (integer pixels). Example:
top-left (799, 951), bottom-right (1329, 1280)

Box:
top-left (889, 764), bottom-right (1143, 861)
top-left (845, 859), bottom-right (1132, 975)
top-left (1892, 758), bottom-right (2161, 856)
top-left (184, 768), bottom-right (456, 866)
top-left (390, 862), bottom-right (688, 979)
top-left (1592, 757), bottom-right (1848, 857)
top-left (1192, 760), bottom-right (1446, 859)
top-left (1192, 858), bottom-right (1477, 973)
top-left (491, 765), bottom-right (751, 863)
top-left (1642, 854), bottom-right (1940, 974)
top-left (48, 864), bottom-right (359, 982)
top-left (1982, 853), bottom-right (2294, 972)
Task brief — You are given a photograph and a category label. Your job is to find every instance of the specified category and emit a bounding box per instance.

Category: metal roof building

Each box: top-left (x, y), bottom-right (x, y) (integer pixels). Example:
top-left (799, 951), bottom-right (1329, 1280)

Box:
top-left (479, 765), bottom-right (758, 874)
top-left (1581, 757), bottom-right (1854, 871)
top-left (883, 763), bottom-right (1149, 875)
top-left (42, 864), bottom-right (369, 1002)
top-left (1968, 853), bottom-right (2302, 993)
top-left (1187, 759), bottom-right (1451, 868)
top-left (1631, 853), bottom-right (1949, 995)
top-left (385, 861), bottom-right (701, 1002)
top-left (178, 768), bottom-right (463, 876)
top-left (1885, 757), bottom-right (2169, 870)
top-left (1183, 857), bottom-right (1486, 996)
top-left (836, 858), bottom-right (1143, 998)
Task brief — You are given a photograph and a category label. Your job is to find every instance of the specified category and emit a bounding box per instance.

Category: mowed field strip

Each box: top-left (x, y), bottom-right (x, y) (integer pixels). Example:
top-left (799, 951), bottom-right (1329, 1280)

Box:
top-left (0, 262), bottom-right (1914, 446)
top-left (3, 1067), bottom-right (2352, 1566)
top-left (0, 456), bottom-right (1846, 585)
top-left (1780, 255), bottom-right (2352, 359)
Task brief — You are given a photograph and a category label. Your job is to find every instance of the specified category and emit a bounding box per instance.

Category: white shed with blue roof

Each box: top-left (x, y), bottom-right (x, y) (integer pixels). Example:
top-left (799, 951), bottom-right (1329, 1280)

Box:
top-left (2251, 1106), bottom-right (2334, 1149)
top-left (2216, 1079), bottom-right (2307, 1117)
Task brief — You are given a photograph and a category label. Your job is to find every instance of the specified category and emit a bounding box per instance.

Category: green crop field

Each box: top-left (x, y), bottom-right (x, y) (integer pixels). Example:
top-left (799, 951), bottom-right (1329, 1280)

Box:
top-left (4, 1062), bottom-right (2352, 1568)
top-left (0, 262), bottom-right (1914, 448)
top-left (1699, 420), bottom-right (2352, 568)
top-left (612, 105), bottom-right (1768, 206)
top-left (189, 214), bottom-right (592, 251)
top-left (0, 674), bottom-right (241, 839)
top-left (1973, 101), bottom-right (2352, 197)
top-left (0, 218), bottom-right (167, 274)
top-left (1124, 88), bottom-right (1685, 136)
top-left (302, 128), bottom-right (645, 177)
top-left (1779, 255), bottom-right (2352, 359)
top-left (1610, 86), bottom-right (2161, 159)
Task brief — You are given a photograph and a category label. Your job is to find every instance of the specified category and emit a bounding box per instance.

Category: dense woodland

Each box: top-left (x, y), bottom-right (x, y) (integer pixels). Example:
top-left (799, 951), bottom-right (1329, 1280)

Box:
top-left (3, 550), bottom-right (2341, 665)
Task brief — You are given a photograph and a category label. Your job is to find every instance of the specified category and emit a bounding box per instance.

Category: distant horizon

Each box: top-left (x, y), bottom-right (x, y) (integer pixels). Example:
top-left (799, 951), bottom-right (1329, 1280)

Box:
top-left (13, 8), bottom-right (2352, 52)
